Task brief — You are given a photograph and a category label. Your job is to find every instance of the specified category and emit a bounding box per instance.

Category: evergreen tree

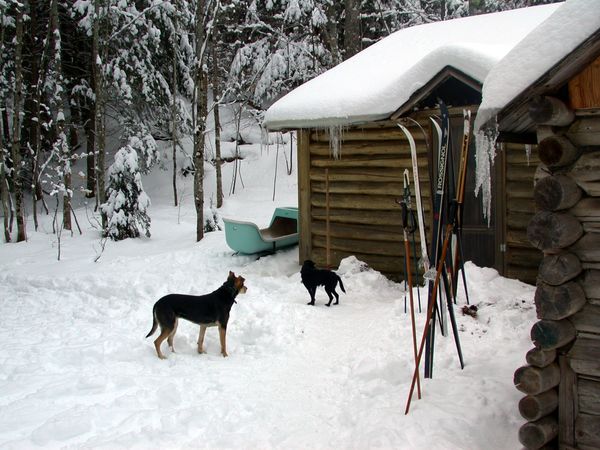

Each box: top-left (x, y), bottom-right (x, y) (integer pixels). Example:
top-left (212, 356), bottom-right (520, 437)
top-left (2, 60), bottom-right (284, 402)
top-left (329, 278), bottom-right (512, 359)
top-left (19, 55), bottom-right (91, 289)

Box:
top-left (101, 142), bottom-right (151, 240)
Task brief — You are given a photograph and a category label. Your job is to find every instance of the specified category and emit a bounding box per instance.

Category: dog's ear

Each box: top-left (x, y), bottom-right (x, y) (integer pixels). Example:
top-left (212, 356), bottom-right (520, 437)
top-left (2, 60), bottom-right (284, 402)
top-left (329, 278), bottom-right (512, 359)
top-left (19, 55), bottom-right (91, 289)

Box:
top-left (228, 271), bottom-right (235, 279)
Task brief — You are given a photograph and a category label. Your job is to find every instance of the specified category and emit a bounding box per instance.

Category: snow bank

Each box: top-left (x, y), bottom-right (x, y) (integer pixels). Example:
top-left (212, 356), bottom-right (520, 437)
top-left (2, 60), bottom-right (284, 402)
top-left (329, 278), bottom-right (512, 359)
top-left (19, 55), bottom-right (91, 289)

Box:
top-left (1, 106), bottom-right (539, 448)
top-left (263, 4), bottom-right (559, 131)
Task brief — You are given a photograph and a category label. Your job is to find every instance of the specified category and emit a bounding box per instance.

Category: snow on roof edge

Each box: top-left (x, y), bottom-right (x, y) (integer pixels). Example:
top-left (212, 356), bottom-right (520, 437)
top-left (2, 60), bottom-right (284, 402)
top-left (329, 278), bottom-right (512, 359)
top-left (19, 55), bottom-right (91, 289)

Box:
top-left (263, 4), bottom-right (561, 132)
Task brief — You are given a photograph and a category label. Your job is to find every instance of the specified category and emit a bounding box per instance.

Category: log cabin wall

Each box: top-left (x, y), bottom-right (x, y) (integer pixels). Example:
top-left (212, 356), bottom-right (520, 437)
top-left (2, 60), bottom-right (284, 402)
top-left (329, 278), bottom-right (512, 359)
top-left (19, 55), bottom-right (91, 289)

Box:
top-left (502, 142), bottom-right (543, 284)
top-left (514, 56), bottom-right (600, 449)
top-left (297, 106), bottom-right (539, 283)
top-left (297, 118), bottom-right (433, 280)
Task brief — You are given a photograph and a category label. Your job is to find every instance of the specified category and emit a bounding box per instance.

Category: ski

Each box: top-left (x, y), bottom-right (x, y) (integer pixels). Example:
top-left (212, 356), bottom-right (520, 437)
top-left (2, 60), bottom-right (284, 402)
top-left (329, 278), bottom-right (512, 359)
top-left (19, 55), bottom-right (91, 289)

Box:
top-left (424, 101), bottom-right (452, 378)
top-left (451, 109), bottom-right (473, 305)
top-left (397, 123), bottom-right (429, 277)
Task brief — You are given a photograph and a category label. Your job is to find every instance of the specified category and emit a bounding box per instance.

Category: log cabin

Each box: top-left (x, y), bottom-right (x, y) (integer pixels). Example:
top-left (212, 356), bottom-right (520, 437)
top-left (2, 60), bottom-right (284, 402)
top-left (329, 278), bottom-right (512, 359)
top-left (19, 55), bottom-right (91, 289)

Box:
top-left (475, 1), bottom-right (600, 448)
top-left (263, 4), bottom-right (560, 283)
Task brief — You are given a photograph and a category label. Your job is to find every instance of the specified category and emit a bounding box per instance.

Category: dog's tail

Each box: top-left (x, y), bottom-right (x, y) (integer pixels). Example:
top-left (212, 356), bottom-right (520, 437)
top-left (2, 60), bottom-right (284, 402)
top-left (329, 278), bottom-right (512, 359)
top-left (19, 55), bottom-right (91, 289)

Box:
top-left (337, 275), bottom-right (346, 294)
top-left (146, 309), bottom-right (158, 338)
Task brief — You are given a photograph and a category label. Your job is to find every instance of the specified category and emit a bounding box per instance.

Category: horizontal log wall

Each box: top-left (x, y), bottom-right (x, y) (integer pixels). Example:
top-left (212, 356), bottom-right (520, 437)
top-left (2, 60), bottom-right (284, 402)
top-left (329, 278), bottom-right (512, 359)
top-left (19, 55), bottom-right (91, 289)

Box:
top-left (504, 142), bottom-right (543, 284)
top-left (516, 90), bottom-right (600, 450)
top-left (299, 119), bottom-right (434, 279)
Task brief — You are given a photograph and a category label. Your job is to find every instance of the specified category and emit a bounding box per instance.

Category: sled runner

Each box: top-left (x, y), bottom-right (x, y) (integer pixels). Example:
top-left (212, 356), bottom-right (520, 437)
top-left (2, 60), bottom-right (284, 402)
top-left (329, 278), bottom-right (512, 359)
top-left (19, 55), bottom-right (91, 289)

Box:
top-left (223, 207), bottom-right (299, 254)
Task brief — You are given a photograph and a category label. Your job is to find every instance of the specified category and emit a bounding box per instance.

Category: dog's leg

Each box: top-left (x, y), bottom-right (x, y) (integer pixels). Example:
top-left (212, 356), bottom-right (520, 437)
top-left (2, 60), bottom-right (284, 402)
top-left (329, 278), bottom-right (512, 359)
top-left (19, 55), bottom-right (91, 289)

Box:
top-left (333, 289), bottom-right (340, 305)
top-left (197, 325), bottom-right (208, 354)
top-left (217, 323), bottom-right (228, 357)
top-left (153, 328), bottom-right (171, 359)
top-left (167, 318), bottom-right (178, 353)
top-left (325, 288), bottom-right (334, 307)
top-left (307, 286), bottom-right (316, 305)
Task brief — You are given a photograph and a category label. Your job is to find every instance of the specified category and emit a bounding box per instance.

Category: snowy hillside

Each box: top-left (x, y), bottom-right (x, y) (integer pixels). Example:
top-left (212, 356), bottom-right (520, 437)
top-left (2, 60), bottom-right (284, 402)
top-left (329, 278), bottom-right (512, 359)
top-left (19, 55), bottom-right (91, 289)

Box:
top-left (0, 111), bottom-right (538, 449)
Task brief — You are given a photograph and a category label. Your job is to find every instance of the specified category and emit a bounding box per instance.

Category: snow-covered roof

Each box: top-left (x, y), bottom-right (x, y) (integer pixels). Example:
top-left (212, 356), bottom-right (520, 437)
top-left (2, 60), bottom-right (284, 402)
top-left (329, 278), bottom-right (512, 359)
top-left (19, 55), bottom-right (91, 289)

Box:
top-left (263, 4), bottom-right (561, 131)
top-left (475, 0), bottom-right (600, 132)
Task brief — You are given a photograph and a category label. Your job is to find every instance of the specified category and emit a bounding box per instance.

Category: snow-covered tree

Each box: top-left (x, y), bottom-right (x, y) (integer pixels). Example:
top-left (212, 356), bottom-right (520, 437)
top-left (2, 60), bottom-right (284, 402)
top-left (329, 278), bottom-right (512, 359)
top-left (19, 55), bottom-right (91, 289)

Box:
top-left (101, 142), bottom-right (151, 241)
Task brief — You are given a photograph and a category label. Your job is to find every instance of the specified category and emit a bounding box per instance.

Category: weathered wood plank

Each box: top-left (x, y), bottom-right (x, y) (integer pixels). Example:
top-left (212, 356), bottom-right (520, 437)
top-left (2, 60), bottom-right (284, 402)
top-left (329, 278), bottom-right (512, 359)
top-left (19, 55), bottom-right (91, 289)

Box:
top-left (534, 280), bottom-right (586, 320)
top-left (506, 198), bottom-right (536, 214)
top-left (567, 116), bottom-right (600, 146)
top-left (570, 152), bottom-right (600, 196)
top-left (579, 378), bottom-right (600, 415)
top-left (559, 355), bottom-right (577, 448)
top-left (311, 221), bottom-right (402, 243)
top-left (311, 193), bottom-right (400, 211)
top-left (311, 247), bottom-right (403, 278)
top-left (311, 181), bottom-right (432, 201)
top-left (298, 130), bottom-right (312, 263)
top-left (310, 168), bottom-right (407, 182)
top-left (310, 141), bottom-right (428, 156)
top-left (506, 229), bottom-right (537, 248)
top-left (570, 304), bottom-right (600, 335)
top-left (575, 414), bottom-right (600, 449)
top-left (570, 233), bottom-right (600, 264)
top-left (313, 235), bottom-right (403, 257)
top-left (311, 156), bottom-right (428, 169)
top-left (514, 363), bottom-right (560, 395)
top-left (508, 212), bottom-right (536, 230)
top-left (507, 248), bottom-right (543, 268)
top-left (581, 269), bottom-right (600, 298)
top-left (312, 208), bottom-right (404, 226)
top-left (568, 337), bottom-right (600, 377)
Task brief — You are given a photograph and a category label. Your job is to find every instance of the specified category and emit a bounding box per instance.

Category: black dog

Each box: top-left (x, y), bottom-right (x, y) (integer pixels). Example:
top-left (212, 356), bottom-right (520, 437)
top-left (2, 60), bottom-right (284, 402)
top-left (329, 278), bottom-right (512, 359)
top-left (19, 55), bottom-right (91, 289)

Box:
top-left (146, 271), bottom-right (247, 359)
top-left (300, 260), bottom-right (346, 306)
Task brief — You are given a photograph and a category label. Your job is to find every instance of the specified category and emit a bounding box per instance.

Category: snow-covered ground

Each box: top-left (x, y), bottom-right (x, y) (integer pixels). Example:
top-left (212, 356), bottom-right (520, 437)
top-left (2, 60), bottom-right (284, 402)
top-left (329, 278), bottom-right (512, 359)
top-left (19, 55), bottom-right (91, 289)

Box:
top-left (0, 111), bottom-right (537, 449)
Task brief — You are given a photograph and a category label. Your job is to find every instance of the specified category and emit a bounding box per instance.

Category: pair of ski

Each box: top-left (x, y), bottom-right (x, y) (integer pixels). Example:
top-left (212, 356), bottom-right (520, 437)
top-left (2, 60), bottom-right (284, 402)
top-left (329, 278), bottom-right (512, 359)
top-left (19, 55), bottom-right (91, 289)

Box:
top-left (397, 101), bottom-right (472, 414)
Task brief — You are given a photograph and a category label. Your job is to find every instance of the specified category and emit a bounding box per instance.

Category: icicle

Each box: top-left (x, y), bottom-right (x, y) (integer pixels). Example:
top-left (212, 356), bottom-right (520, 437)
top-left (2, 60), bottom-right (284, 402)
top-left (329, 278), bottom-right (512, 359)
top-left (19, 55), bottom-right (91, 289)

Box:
top-left (525, 144), bottom-right (532, 166)
top-left (328, 125), bottom-right (343, 159)
top-left (260, 126), bottom-right (269, 155)
top-left (474, 119), bottom-right (499, 227)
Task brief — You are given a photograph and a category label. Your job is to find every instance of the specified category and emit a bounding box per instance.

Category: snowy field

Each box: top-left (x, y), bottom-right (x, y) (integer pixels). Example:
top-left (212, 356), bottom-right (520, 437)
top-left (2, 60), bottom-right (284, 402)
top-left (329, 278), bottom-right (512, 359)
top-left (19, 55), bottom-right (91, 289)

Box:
top-left (0, 114), bottom-right (538, 449)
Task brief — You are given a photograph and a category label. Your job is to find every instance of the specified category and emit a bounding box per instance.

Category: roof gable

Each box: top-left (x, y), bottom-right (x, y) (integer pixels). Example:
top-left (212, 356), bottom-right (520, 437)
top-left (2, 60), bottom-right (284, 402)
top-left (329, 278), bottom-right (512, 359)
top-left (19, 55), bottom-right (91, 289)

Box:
top-left (263, 4), bottom-right (560, 131)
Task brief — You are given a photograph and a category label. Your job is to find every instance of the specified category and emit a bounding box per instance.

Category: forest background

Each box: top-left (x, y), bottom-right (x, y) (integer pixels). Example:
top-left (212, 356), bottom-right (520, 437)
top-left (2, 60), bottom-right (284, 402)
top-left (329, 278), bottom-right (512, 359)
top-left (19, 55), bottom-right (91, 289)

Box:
top-left (0, 0), bottom-right (560, 246)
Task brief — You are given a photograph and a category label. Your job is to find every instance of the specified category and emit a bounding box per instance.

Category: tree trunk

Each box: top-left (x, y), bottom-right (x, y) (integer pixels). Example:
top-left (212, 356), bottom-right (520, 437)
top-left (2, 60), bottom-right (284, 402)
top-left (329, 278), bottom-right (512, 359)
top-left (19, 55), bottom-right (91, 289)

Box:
top-left (212, 42), bottom-right (223, 209)
top-left (194, 0), bottom-right (207, 242)
top-left (93, 0), bottom-right (106, 228)
top-left (11, 3), bottom-right (26, 242)
top-left (171, 8), bottom-right (179, 207)
top-left (84, 106), bottom-right (96, 198)
top-left (343, 0), bottom-right (360, 60)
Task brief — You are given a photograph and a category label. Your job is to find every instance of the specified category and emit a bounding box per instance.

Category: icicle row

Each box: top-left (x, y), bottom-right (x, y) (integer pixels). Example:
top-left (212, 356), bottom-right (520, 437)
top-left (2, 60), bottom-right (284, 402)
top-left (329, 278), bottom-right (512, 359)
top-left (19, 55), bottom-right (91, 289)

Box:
top-left (474, 120), bottom-right (499, 227)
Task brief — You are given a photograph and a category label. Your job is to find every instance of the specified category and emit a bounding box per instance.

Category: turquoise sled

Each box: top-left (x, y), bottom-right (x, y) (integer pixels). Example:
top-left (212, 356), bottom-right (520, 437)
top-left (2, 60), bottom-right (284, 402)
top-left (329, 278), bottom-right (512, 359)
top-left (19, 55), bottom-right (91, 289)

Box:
top-left (223, 206), bottom-right (299, 254)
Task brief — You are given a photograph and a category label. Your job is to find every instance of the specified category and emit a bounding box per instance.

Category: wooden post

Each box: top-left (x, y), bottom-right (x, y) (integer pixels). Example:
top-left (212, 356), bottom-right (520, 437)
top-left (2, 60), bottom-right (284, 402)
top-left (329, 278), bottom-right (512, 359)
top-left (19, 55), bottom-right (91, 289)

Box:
top-left (518, 416), bottom-right (559, 449)
top-left (526, 347), bottom-right (557, 368)
top-left (325, 167), bottom-right (330, 269)
top-left (537, 135), bottom-right (579, 168)
top-left (538, 252), bottom-right (582, 286)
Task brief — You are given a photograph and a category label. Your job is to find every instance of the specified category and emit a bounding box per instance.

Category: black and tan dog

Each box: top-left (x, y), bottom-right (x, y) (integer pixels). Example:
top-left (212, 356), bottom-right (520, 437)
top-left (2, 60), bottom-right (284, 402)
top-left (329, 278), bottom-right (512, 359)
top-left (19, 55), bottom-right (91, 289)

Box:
top-left (146, 271), bottom-right (247, 359)
top-left (300, 260), bottom-right (346, 307)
